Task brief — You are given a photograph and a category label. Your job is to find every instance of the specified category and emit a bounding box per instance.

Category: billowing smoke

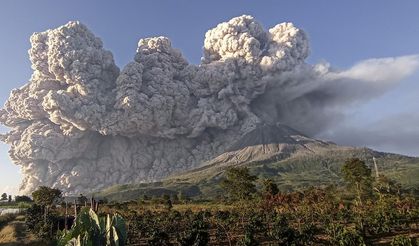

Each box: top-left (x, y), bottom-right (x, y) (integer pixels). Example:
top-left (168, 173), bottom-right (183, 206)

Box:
top-left (1, 16), bottom-right (418, 194)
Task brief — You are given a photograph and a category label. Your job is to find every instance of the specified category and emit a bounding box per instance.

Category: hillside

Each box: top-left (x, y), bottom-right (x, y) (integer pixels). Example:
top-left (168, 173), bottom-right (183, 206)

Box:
top-left (95, 124), bottom-right (419, 201)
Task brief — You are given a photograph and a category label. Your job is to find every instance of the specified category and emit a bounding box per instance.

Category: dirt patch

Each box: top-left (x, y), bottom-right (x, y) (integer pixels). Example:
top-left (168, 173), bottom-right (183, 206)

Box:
top-left (0, 216), bottom-right (47, 246)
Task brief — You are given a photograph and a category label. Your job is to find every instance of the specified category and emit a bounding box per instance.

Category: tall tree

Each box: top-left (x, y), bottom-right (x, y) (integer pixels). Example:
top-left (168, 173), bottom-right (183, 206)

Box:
top-left (1, 193), bottom-right (7, 200)
top-left (32, 186), bottom-right (62, 206)
top-left (220, 167), bottom-right (258, 200)
top-left (77, 194), bottom-right (88, 205)
top-left (262, 179), bottom-right (279, 198)
top-left (15, 195), bottom-right (33, 202)
top-left (342, 158), bottom-right (372, 205)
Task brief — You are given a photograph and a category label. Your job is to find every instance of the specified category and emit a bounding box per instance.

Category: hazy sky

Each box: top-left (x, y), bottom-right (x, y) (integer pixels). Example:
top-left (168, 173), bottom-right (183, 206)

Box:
top-left (1, 0), bottom-right (419, 194)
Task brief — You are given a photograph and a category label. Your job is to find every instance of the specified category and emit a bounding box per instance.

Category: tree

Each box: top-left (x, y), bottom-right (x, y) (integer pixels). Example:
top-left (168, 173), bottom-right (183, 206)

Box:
top-left (77, 194), bottom-right (88, 205)
top-left (8, 195), bottom-right (12, 203)
top-left (15, 195), bottom-right (33, 203)
top-left (171, 193), bottom-right (179, 204)
top-left (179, 191), bottom-right (190, 203)
top-left (341, 158), bottom-right (372, 205)
top-left (373, 174), bottom-right (402, 199)
top-left (262, 179), bottom-right (279, 198)
top-left (32, 186), bottom-right (62, 206)
top-left (1, 193), bottom-right (7, 200)
top-left (220, 167), bottom-right (257, 201)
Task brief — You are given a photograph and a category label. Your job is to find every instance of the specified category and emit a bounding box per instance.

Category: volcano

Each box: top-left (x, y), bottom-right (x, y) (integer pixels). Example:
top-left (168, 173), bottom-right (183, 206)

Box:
top-left (95, 123), bottom-right (419, 201)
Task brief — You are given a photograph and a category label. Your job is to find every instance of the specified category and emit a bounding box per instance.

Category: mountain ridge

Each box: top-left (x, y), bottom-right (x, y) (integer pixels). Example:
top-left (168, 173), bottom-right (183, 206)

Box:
top-left (94, 124), bottom-right (419, 201)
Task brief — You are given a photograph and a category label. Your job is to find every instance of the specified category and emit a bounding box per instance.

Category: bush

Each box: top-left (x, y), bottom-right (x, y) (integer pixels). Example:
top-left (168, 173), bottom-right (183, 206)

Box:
top-left (391, 235), bottom-right (414, 246)
top-left (15, 195), bottom-right (32, 203)
top-left (176, 211), bottom-right (210, 246)
top-left (0, 213), bottom-right (16, 229)
top-left (326, 223), bottom-right (366, 246)
top-left (25, 204), bottom-right (59, 240)
top-left (269, 214), bottom-right (297, 245)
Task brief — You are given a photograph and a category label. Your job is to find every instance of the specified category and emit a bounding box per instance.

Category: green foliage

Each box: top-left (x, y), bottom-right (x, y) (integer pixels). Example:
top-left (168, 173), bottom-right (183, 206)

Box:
top-left (220, 167), bottom-right (257, 200)
top-left (77, 194), bottom-right (88, 205)
top-left (326, 223), bottom-right (366, 246)
top-left (374, 175), bottom-right (402, 198)
top-left (0, 213), bottom-right (17, 230)
top-left (32, 186), bottom-right (62, 206)
top-left (25, 203), bottom-right (59, 240)
top-left (342, 158), bottom-right (371, 185)
top-left (176, 211), bottom-right (210, 246)
top-left (147, 230), bottom-right (170, 246)
top-left (58, 208), bottom-right (127, 246)
top-left (238, 212), bottom-right (266, 246)
top-left (342, 158), bottom-right (373, 204)
top-left (15, 195), bottom-right (33, 202)
top-left (17, 169), bottom-right (418, 245)
top-left (365, 205), bottom-right (399, 234)
top-left (18, 201), bottom-right (32, 209)
top-left (1, 192), bottom-right (7, 200)
top-left (269, 214), bottom-right (296, 244)
top-left (261, 179), bottom-right (279, 197)
top-left (268, 213), bottom-right (317, 245)
top-left (391, 235), bottom-right (414, 246)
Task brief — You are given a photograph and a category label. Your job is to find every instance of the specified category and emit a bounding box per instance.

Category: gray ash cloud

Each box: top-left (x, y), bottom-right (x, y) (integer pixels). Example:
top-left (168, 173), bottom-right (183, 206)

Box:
top-left (1, 16), bottom-right (417, 194)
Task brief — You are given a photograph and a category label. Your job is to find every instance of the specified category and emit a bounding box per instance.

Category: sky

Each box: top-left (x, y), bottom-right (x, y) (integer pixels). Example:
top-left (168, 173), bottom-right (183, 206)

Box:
top-left (1, 0), bottom-right (419, 195)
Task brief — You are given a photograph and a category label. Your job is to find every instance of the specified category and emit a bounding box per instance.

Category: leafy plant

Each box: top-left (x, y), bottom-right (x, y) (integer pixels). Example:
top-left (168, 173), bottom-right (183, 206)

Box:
top-left (26, 203), bottom-right (59, 240)
top-left (220, 167), bottom-right (257, 201)
top-left (391, 235), bottom-right (414, 246)
top-left (326, 223), bottom-right (366, 246)
top-left (176, 211), bottom-right (210, 246)
top-left (58, 208), bottom-right (127, 246)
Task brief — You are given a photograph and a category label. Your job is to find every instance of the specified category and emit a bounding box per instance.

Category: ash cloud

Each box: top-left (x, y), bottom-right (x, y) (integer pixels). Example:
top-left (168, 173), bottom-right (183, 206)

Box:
top-left (1, 16), bottom-right (418, 194)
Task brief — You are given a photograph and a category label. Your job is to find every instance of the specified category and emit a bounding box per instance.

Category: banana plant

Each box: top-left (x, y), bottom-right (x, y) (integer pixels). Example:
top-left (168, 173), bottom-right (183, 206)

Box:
top-left (58, 208), bottom-right (127, 246)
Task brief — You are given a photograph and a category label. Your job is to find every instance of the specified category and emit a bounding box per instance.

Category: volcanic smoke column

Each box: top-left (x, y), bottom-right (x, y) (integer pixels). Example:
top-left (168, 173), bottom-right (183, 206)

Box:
top-left (1, 15), bottom-right (413, 194)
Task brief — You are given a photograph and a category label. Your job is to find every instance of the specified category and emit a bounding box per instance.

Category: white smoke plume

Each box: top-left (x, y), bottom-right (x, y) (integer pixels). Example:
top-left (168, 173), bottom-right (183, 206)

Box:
top-left (1, 16), bottom-right (418, 194)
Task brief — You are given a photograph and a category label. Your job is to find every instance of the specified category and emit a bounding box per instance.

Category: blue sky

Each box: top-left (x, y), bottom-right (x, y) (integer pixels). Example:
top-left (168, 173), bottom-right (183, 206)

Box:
top-left (1, 0), bottom-right (419, 194)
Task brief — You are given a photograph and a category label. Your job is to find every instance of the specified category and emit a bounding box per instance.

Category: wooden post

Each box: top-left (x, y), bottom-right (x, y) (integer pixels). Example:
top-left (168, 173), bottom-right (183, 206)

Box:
top-left (74, 199), bottom-right (78, 218)
top-left (65, 201), bottom-right (68, 231)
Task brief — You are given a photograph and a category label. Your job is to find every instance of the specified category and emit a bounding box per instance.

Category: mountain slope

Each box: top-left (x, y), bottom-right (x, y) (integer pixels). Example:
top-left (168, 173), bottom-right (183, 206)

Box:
top-left (95, 124), bottom-right (419, 201)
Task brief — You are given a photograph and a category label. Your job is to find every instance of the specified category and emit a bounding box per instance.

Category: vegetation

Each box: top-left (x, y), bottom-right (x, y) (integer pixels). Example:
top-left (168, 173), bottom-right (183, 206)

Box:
top-left (0, 213), bottom-right (18, 230)
top-left (220, 167), bottom-right (258, 200)
top-left (32, 186), bottom-right (62, 206)
top-left (15, 195), bottom-right (33, 203)
top-left (58, 208), bottom-right (126, 246)
top-left (342, 158), bottom-right (373, 205)
top-left (1, 158), bottom-right (418, 245)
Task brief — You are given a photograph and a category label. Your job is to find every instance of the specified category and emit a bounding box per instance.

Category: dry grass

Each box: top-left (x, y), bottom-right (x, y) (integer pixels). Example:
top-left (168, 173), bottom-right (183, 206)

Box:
top-left (0, 224), bottom-right (17, 243)
top-left (0, 216), bottom-right (47, 246)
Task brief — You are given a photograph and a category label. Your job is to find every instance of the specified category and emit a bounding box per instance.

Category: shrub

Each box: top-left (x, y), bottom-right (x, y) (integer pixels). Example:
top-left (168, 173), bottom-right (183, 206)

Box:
top-left (391, 235), bottom-right (414, 246)
top-left (326, 223), bottom-right (366, 246)
top-left (58, 208), bottom-right (127, 246)
top-left (176, 211), bottom-right (210, 246)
